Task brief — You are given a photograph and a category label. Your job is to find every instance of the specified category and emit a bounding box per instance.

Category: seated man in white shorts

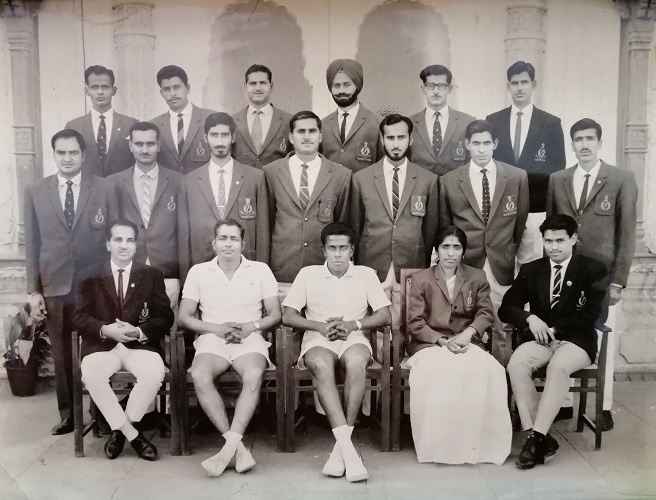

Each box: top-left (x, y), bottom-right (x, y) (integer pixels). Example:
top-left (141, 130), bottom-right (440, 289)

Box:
top-left (179, 219), bottom-right (282, 477)
top-left (282, 222), bottom-right (391, 482)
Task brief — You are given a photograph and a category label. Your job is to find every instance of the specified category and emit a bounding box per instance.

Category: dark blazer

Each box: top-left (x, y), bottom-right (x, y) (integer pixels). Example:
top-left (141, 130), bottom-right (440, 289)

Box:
top-left (178, 160), bottom-right (269, 282)
top-left (546, 161), bottom-right (638, 288)
top-left (351, 160), bottom-right (439, 281)
top-left (109, 166), bottom-right (183, 279)
top-left (263, 154), bottom-right (350, 283)
top-left (499, 255), bottom-right (607, 362)
top-left (406, 264), bottom-right (495, 357)
top-left (24, 173), bottom-right (119, 297)
top-left (65, 112), bottom-right (138, 177)
top-left (232, 105), bottom-right (293, 168)
top-left (73, 260), bottom-right (174, 359)
top-left (439, 161), bottom-right (529, 286)
top-left (150, 105), bottom-right (216, 174)
top-left (409, 107), bottom-right (475, 176)
top-left (321, 105), bottom-right (383, 173)
top-left (486, 106), bottom-right (565, 212)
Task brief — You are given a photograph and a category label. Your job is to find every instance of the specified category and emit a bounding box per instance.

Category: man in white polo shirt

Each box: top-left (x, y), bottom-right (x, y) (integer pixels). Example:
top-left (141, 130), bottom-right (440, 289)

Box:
top-left (282, 222), bottom-right (391, 483)
top-left (179, 219), bottom-right (282, 477)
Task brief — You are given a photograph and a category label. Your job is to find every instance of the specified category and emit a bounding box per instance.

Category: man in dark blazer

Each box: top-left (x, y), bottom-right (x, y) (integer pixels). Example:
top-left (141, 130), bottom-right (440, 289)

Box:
top-left (439, 119), bottom-right (529, 363)
top-left (74, 218), bottom-right (173, 461)
top-left (231, 64), bottom-right (293, 169)
top-left (546, 118), bottom-right (638, 430)
top-left (150, 65), bottom-right (216, 174)
top-left (24, 129), bottom-right (119, 435)
top-left (65, 65), bottom-right (138, 177)
top-left (351, 114), bottom-right (438, 334)
top-left (264, 110), bottom-right (351, 283)
top-left (500, 214), bottom-right (606, 469)
top-left (409, 65), bottom-right (475, 176)
top-left (486, 61), bottom-right (565, 265)
top-left (179, 112), bottom-right (269, 282)
top-left (321, 59), bottom-right (383, 173)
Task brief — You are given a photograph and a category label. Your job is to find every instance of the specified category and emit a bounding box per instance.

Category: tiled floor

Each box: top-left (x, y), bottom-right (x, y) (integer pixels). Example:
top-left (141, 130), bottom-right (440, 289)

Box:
top-left (1, 379), bottom-right (655, 499)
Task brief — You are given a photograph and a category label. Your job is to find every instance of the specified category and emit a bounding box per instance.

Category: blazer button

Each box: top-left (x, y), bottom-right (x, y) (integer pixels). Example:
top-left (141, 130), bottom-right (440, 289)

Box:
top-left (453, 306), bottom-right (457, 309)
top-left (449, 319), bottom-right (453, 323)
top-left (304, 217), bottom-right (308, 221)
top-left (303, 242), bottom-right (308, 247)
top-left (340, 149), bottom-right (345, 153)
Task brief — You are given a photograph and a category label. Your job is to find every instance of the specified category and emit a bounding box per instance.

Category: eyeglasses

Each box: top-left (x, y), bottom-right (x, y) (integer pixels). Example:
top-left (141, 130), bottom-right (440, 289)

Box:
top-left (423, 83), bottom-right (450, 91)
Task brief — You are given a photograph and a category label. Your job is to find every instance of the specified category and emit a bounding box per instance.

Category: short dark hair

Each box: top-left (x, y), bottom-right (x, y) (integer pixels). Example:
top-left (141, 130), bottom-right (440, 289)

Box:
top-left (105, 218), bottom-right (139, 241)
top-left (434, 226), bottom-right (467, 254)
top-left (539, 214), bottom-right (578, 238)
top-left (214, 218), bottom-right (245, 240)
top-left (157, 65), bottom-right (188, 87)
top-left (570, 118), bottom-right (602, 140)
top-left (379, 114), bottom-right (413, 136)
top-left (321, 222), bottom-right (356, 246)
top-left (465, 120), bottom-right (498, 142)
top-left (51, 129), bottom-right (86, 153)
top-left (290, 111), bottom-right (321, 133)
top-left (129, 122), bottom-right (160, 141)
top-left (204, 112), bottom-right (237, 135)
top-left (244, 64), bottom-right (272, 84)
top-left (84, 65), bottom-right (115, 86)
top-left (507, 61), bottom-right (535, 81)
top-left (419, 64), bottom-right (452, 85)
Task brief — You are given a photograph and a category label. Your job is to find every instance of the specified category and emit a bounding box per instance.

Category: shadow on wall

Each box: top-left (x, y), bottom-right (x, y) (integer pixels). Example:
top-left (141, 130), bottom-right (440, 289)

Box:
top-left (355, 0), bottom-right (450, 117)
top-left (204, 0), bottom-right (312, 115)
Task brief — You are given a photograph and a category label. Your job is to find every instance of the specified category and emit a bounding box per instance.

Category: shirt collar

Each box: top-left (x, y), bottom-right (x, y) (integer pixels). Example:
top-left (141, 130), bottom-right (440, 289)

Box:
top-left (338, 102), bottom-right (359, 119)
top-left (290, 154), bottom-right (321, 170)
top-left (425, 105), bottom-right (449, 122)
top-left (91, 107), bottom-right (114, 120)
top-left (511, 103), bottom-right (534, 120)
top-left (248, 103), bottom-right (272, 117)
top-left (468, 159), bottom-right (496, 174)
top-left (575, 160), bottom-right (601, 179)
top-left (134, 164), bottom-right (159, 180)
top-left (383, 156), bottom-right (408, 174)
top-left (169, 102), bottom-right (192, 118)
top-left (211, 255), bottom-right (252, 272)
top-left (550, 255), bottom-right (572, 272)
top-left (57, 172), bottom-right (82, 186)
top-left (209, 158), bottom-right (234, 175)
top-left (111, 260), bottom-right (133, 274)
top-left (322, 261), bottom-right (355, 279)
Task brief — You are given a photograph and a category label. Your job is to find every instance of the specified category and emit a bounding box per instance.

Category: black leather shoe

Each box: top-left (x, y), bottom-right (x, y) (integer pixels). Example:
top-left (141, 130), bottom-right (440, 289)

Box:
top-left (516, 432), bottom-right (545, 470)
top-left (104, 430), bottom-right (126, 459)
top-left (601, 410), bottom-right (614, 431)
top-left (51, 418), bottom-right (74, 435)
top-left (130, 432), bottom-right (157, 461)
top-left (542, 433), bottom-right (560, 462)
top-left (554, 407), bottom-right (574, 421)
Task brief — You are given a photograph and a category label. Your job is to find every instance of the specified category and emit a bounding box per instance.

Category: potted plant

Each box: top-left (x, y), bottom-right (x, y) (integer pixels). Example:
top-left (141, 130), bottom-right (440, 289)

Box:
top-left (3, 302), bottom-right (49, 397)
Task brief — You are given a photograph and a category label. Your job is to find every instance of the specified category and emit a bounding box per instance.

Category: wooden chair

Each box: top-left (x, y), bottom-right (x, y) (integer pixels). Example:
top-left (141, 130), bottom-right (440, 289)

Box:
top-left (72, 330), bottom-right (181, 457)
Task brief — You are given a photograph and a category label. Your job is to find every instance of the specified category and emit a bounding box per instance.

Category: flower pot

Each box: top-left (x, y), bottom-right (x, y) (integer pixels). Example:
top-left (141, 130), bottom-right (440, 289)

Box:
top-left (3, 360), bottom-right (37, 397)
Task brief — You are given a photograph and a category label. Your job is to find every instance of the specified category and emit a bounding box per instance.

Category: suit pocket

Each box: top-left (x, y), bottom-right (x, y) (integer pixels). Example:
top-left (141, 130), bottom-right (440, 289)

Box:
top-left (89, 206), bottom-right (107, 229)
top-left (594, 193), bottom-right (615, 216)
top-left (317, 198), bottom-right (336, 223)
top-left (190, 138), bottom-right (211, 162)
top-left (159, 195), bottom-right (178, 216)
top-left (238, 196), bottom-right (256, 220)
top-left (451, 140), bottom-right (466, 161)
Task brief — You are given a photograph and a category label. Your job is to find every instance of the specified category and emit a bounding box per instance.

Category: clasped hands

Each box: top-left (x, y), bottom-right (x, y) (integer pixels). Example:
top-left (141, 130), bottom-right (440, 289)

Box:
top-left (214, 321), bottom-right (258, 344)
top-left (441, 327), bottom-right (475, 354)
top-left (321, 316), bottom-right (357, 341)
top-left (102, 319), bottom-right (141, 343)
top-left (527, 315), bottom-right (555, 345)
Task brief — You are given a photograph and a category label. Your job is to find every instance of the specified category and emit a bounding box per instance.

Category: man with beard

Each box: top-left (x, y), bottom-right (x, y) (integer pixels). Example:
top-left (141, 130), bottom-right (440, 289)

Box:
top-left (350, 114), bottom-right (438, 333)
top-left (178, 112), bottom-right (269, 282)
top-left (321, 59), bottom-right (383, 173)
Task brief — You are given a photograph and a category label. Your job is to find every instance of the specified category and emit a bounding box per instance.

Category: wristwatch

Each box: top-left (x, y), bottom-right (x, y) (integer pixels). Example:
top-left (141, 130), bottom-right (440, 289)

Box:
top-left (355, 320), bottom-right (362, 330)
top-left (253, 321), bottom-right (261, 331)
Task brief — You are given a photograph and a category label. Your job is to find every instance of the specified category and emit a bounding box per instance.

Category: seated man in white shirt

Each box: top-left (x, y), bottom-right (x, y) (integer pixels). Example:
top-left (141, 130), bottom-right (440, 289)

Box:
top-left (179, 219), bottom-right (282, 477)
top-left (282, 222), bottom-right (391, 482)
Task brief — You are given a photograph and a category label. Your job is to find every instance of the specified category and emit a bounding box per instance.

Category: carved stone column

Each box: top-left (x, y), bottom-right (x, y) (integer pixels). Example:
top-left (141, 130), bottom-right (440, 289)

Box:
top-left (113, 3), bottom-right (156, 121)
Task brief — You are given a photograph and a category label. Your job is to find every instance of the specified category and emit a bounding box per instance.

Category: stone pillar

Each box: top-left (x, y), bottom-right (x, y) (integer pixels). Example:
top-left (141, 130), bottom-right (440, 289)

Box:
top-left (505, 0), bottom-right (547, 107)
top-left (113, 2), bottom-right (156, 121)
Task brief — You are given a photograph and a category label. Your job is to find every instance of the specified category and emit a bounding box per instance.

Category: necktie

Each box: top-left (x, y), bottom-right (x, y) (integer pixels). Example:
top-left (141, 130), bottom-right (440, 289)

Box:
top-left (340, 112), bottom-right (349, 144)
top-left (432, 112), bottom-right (442, 157)
top-left (299, 163), bottom-right (310, 211)
top-left (513, 111), bottom-right (523, 162)
top-left (97, 114), bottom-right (107, 170)
top-left (64, 180), bottom-right (75, 229)
top-left (578, 173), bottom-right (590, 214)
top-left (177, 113), bottom-right (184, 155)
top-left (217, 168), bottom-right (226, 219)
top-left (551, 264), bottom-right (563, 309)
top-left (117, 269), bottom-right (125, 319)
top-left (481, 168), bottom-right (491, 225)
top-left (141, 174), bottom-right (152, 228)
top-left (252, 110), bottom-right (263, 153)
top-left (392, 167), bottom-right (400, 220)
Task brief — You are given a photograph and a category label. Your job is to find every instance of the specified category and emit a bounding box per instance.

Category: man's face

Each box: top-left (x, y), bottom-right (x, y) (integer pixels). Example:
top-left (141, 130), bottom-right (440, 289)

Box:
top-left (323, 235), bottom-right (354, 275)
top-left (542, 229), bottom-right (577, 264)
top-left (205, 124), bottom-right (235, 159)
top-left (421, 74), bottom-right (452, 110)
top-left (245, 71), bottom-right (272, 107)
top-left (106, 224), bottom-right (137, 266)
top-left (289, 118), bottom-right (322, 156)
top-left (130, 129), bottom-right (160, 167)
top-left (507, 71), bottom-right (536, 108)
top-left (212, 224), bottom-right (244, 260)
top-left (381, 121), bottom-right (413, 162)
top-left (571, 128), bottom-right (602, 164)
top-left (330, 71), bottom-right (359, 108)
top-left (53, 137), bottom-right (85, 179)
top-left (466, 131), bottom-right (498, 167)
top-left (85, 73), bottom-right (116, 111)
top-left (159, 76), bottom-right (190, 112)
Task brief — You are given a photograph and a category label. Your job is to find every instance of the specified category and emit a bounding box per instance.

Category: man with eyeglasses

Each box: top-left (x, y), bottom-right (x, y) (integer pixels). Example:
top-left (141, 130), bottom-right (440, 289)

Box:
top-left (409, 65), bottom-right (475, 176)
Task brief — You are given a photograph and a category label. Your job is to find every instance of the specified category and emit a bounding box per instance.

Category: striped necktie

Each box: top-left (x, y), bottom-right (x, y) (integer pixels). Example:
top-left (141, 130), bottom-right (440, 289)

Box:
top-left (392, 167), bottom-right (400, 219)
top-left (299, 164), bottom-right (310, 211)
top-left (551, 264), bottom-right (563, 309)
top-left (140, 173), bottom-right (152, 228)
top-left (177, 113), bottom-right (184, 155)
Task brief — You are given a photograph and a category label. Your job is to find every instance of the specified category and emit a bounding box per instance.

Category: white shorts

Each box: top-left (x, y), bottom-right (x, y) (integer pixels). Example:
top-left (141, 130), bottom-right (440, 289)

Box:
top-left (193, 332), bottom-right (272, 368)
top-left (298, 330), bottom-right (372, 369)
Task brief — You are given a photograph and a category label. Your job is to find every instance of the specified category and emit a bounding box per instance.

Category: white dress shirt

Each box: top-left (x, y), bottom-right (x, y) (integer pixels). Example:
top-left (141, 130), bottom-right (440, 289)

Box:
top-left (57, 172), bottom-right (82, 211)
top-left (573, 161), bottom-right (601, 207)
top-left (338, 102), bottom-right (360, 140)
top-left (424, 106), bottom-right (449, 145)
top-left (169, 102), bottom-right (192, 144)
top-left (133, 164), bottom-right (159, 210)
top-left (510, 103), bottom-right (534, 157)
top-left (383, 157), bottom-right (408, 209)
top-left (209, 158), bottom-right (234, 206)
top-left (247, 103), bottom-right (273, 142)
top-left (549, 255), bottom-right (571, 304)
top-left (91, 107), bottom-right (114, 146)
top-left (468, 160), bottom-right (497, 211)
top-left (289, 154), bottom-right (321, 196)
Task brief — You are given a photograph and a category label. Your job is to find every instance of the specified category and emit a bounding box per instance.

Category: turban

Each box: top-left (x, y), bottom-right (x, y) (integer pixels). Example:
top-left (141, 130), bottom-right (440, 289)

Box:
top-left (326, 59), bottom-right (364, 92)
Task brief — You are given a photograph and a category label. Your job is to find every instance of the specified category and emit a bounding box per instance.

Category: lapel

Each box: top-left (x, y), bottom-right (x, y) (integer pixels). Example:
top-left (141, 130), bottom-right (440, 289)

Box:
top-left (344, 105), bottom-right (367, 145)
top-left (397, 163), bottom-right (417, 216)
top-left (195, 164), bottom-right (223, 220)
top-left (414, 111), bottom-right (435, 161)
top-left (583, 161), bottom-right (609, 210)
top-left (497, 107), bottom-right (513, 156)
top-left (431, 265), bottom-right (452, 304)
top-left (101, 260), bottom-right (121, 311)
top-left (537, 258), bottom-right (552, 313)
top-left (81, 114), bottom-right (97, 155)
top-left (373, 163), bottom-right (393, 221)
top-left (562, 167), bottom-right (579, 214)
top-left (487, 160), bottom-right (508, 222)
top-left (519, 108), bottom-right (540, 162)
top-left (234, 108), bottom-right (257, 153)
top-left (180, 105), bottom-right (202, 159)
top-left (307, 158), bottom-right (331, 209)
top-left (47, 176), bottom-right (69, 229)
top-left (276, 157), bottom-right (303, 211)
top-left (122, 263), bottom-right (143, 306)
top-left (261, 106), bottom-right (284, 151)
top-left (439, 108), bottom-right (458, 158)
top-left (152, 165), bottom-right (171, 209)
top-left (225, 162), bottom-right (245, 215)
top-left (73, 173), bottom-right (93, 229)
top-left (106, 113), bottom-right (127, 165)
top-left (458, 167), bottom-right (484, 223)
top-left (158, 112), bottom-right (178, 159)
top-left (121, 167), bottom-right (141, 215)
top-left (328, 112), bottom-right (341, 144)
